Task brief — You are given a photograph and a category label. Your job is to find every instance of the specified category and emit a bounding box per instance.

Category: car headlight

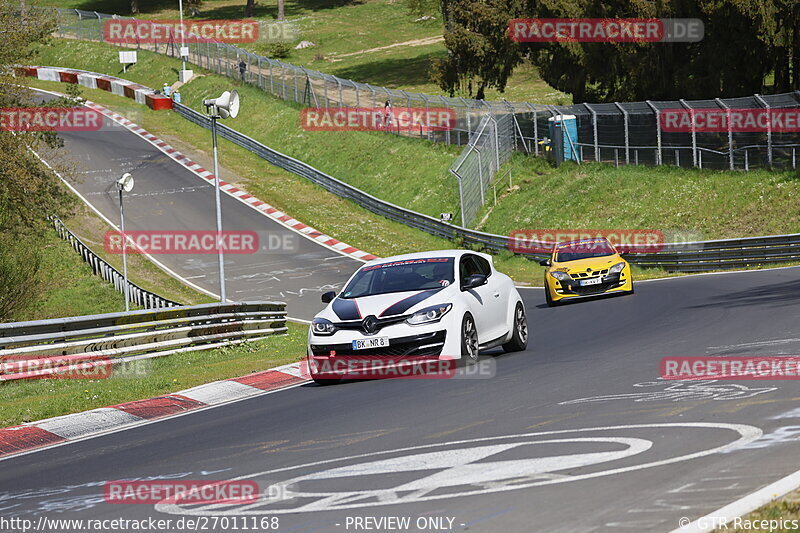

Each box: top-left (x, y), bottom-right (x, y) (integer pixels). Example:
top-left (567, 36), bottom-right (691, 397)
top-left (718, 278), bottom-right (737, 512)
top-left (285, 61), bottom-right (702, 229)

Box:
top-left (609, 262), bottom-right (626, 274)
top-left (311, 318), bottom-right (336, 336)
top-left (406, 303), bottom-right (452, 326)
top-left (550, 271), bottom-right (571, 282)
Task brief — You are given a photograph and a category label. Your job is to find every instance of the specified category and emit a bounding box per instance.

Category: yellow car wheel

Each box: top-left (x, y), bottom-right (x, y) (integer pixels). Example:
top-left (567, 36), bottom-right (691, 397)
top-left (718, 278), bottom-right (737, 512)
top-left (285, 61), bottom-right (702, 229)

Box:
top-left (545, 276), bottom-right (558, 307)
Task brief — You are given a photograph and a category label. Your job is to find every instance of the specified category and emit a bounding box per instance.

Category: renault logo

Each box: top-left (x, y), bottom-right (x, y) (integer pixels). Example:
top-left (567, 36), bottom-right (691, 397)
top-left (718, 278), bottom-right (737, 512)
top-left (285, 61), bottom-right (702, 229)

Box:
top-left (362, 315), bottom-right (379, 335)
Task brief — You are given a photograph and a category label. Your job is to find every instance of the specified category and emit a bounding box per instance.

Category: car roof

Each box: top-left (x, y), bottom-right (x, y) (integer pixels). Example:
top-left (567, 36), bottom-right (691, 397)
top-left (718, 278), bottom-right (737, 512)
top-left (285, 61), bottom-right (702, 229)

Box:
top-left (555, 237), bottom-right (612, 249)
top-left (361, 249), bottom-right (492, 267)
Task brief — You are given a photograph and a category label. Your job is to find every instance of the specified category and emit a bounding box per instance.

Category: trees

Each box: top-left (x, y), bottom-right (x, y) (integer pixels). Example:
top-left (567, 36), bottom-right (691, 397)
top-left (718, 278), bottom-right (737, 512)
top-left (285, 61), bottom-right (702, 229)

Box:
top-left (433, 0), bottom-right (800, 103)
top-left (0, 1), bottom-right (73, 319)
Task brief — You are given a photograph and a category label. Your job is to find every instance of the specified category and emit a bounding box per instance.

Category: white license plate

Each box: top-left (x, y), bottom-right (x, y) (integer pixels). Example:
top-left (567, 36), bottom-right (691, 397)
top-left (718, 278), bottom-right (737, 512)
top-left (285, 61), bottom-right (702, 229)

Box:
top-left (580, 277), bottom-right (602, 286)
top-left (352, 337), bottom-right (390, 350)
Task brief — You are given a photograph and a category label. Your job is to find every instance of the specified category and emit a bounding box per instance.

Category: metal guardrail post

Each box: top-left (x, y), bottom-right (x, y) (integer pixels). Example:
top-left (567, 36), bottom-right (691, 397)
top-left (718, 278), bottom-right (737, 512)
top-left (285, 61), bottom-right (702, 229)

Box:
top-left (614, 102), bottom-right (630, 164)
top-left (680, 99), bottom-right (697, 167)
top-left (716, 98), bottom-right (734, 170)
top-left (525, 103), bottom-right (538, 155)
top-left (585, 103), bottom-right (599, 161)
top-left (754, 94), bottom-right (773, 168)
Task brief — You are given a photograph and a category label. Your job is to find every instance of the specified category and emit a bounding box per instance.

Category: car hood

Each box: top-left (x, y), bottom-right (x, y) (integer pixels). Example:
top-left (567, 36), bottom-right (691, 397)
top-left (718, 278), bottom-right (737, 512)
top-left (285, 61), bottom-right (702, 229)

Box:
top-left (318, 287), bottom-right (452, 322)
top-left (552, 254), bottom-right (624, 273)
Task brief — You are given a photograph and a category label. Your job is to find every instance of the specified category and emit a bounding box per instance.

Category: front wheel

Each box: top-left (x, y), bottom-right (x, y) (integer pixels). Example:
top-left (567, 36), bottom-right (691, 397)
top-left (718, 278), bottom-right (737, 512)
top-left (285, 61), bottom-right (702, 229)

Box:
top-left (503, 302), bottom-right (528, 352)
top-left (545, 283), bottom-right (558, 307)
top-left (312, 378), bottom-right (339, 386)
top-left (461, 313), bottom-right (479, 364)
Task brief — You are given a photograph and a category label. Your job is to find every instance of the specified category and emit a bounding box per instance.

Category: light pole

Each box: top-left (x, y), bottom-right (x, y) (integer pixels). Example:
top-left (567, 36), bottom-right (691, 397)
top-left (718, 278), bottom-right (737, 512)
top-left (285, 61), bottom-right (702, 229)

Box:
top-left (178, 0), bottom-right (186, 72)
top-left (177, 0), bottom-right (192, 82)
top-left (202, 90), bottom-right (240, 302)
top-left (116, 173), bottom-right (135, 312)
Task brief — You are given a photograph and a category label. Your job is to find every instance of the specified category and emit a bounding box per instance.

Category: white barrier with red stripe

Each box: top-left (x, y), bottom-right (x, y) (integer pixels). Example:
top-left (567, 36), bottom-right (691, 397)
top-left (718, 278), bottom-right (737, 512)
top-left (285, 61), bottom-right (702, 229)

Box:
top-left (21, 66), bottom-right (173, 110)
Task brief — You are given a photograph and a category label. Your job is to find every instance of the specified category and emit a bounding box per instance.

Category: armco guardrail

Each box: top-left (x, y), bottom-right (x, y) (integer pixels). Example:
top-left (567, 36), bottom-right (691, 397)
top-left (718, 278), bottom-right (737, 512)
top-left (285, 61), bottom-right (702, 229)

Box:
top-left (0, 302), bottom-right (287, 381)
top-left (51, 216), bottom-right (180, 309)
top-left (172, 103), bottom-right (800, 272)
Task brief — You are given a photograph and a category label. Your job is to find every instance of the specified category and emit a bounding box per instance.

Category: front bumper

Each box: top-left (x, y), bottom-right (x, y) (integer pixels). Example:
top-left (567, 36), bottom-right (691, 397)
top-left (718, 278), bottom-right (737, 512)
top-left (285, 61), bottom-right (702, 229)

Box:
top-left (308, 330), bottom-right (453, 380)
top-left (549, 270), bottom-right (632, 301)
top-left (310, 330), bottom-right (447, 357)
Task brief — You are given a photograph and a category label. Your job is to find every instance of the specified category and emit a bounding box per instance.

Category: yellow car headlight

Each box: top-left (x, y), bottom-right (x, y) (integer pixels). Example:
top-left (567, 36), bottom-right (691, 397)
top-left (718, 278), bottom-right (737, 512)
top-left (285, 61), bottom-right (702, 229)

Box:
top-left (550, 271), bottom-right (571, 282)
top-left (609, 262), bottom-right (626, 274)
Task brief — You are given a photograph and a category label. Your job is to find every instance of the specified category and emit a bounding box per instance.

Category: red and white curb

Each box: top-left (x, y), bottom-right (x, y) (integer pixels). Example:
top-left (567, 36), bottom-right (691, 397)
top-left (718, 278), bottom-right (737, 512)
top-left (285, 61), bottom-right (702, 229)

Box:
top-left (22, 66), bottom-right (378, 262)
top-left (0, 362), bottom-right (311, 459)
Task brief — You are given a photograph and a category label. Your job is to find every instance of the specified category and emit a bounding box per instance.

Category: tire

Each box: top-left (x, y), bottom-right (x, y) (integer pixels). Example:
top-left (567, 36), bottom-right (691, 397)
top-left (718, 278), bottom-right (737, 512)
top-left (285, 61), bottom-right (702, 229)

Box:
top-left (545, 281), bottom-right (558, 307)
top-left (312, 378), bottom-right (339, 386)
top-left (503, 302), bottom-right (528, 352)
top-left (461, 313), bottom-right (479, 364)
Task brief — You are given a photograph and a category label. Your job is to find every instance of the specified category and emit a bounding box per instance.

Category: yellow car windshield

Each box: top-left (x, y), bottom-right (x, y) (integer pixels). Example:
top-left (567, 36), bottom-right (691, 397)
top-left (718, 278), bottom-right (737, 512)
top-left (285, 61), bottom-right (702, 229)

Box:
top-left (555, 240), bottom-right (616, 262)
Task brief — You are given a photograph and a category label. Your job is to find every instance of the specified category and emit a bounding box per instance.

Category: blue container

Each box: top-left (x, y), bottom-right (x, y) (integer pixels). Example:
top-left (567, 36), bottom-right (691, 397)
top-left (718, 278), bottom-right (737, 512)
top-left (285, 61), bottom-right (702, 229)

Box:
top-left (548, 115), bottom-right (578, 161)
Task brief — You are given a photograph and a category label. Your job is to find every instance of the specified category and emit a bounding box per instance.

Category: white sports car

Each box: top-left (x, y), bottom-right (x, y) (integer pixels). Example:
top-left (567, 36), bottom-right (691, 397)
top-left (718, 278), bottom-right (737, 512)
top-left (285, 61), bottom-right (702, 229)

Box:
top-left (307, 250), bottom-right (528, 384)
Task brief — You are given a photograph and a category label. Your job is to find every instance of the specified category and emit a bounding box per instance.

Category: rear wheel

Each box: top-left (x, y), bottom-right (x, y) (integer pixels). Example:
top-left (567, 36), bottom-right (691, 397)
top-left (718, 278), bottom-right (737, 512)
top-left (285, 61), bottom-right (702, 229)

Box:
top-left (312, 378), bottom-right (339, 386)
top-left (503, 302), bottom-right (528, 352)
top-left (461, 313), bottom-right (479, 364)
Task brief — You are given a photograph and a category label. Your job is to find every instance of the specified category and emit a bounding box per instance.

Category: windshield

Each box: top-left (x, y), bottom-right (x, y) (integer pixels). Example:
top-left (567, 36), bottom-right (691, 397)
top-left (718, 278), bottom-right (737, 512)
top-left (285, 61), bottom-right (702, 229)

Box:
top-left (340, 258), bottom-right (455, 298)
top-left (555, 239), bottom-right (616, 262)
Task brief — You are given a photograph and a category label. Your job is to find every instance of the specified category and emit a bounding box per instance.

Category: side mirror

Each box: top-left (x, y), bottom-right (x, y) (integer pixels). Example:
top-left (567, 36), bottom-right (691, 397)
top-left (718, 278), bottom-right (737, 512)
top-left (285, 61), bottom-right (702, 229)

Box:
top-left (321, 291), bottom-right (336, 303)
top-left (538, 258), bottom-right (551, 267)
top-left (461, 273), bottom-right (487, 291)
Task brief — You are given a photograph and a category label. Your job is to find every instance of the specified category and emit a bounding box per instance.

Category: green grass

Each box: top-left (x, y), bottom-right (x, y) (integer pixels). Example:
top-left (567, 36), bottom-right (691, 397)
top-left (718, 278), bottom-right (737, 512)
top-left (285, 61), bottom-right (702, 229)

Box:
top-left (0, 322), bottom-right (308, 427)
top-left (475, 154), bottom-right (800, 240)
top-left (724, 489), bottom-right (800, 532)
top-left (63, 211), bottom-right (217, 305)
top-left (35, 0), bottom-right (571, 103)
top-left (12, 225), bottom-right (134, 321)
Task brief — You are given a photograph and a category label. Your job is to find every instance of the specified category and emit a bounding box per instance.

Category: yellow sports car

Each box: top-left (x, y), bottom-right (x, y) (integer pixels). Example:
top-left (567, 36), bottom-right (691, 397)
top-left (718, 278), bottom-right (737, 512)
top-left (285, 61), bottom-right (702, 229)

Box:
top-left (539, 237), bottom-right (633, 306)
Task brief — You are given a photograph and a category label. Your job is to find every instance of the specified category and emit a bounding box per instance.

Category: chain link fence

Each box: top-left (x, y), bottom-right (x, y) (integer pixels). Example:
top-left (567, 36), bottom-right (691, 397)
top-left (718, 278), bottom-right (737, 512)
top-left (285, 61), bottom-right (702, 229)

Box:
top-left (449, 113), bottom-right (514, 227)
top-left (52, 7), bottom-right (800, 176)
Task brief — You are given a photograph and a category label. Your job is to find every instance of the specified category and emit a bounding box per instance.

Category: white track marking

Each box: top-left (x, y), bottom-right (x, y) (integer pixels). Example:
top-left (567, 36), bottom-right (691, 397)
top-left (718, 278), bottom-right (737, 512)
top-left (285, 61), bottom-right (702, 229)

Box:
top-left (156, 423), bottom-right (761, 515)
top-left (671, 468), bottom-right (800, 532)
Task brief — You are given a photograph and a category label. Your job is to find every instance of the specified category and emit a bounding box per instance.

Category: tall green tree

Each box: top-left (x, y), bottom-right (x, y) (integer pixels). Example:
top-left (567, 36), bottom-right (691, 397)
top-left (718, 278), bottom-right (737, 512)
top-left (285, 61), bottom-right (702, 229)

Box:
top-left (433, 0), bottom-right (794, 102)
top-left (0, 1), bottom-right (73, 320)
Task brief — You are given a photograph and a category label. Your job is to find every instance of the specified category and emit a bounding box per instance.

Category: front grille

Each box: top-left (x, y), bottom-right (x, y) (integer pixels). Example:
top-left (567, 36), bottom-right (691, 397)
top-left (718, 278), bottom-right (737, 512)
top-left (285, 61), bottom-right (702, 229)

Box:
top-left (559, 273), bottom-right (623, 295)
top-left (570, 269), bottom-right (609, 279)
top-left (333, 316), bottom-right (406, 335)
top-left (311, 330), bottom-right (446, 357)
